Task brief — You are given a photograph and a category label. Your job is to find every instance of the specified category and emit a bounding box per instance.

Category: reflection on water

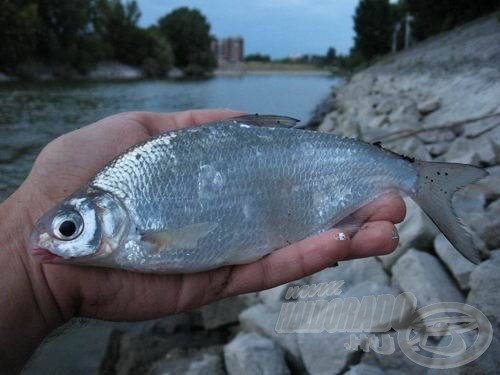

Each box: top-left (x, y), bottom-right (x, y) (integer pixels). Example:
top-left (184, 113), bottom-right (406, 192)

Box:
top-left (0, 73), bottom-right (337, 200)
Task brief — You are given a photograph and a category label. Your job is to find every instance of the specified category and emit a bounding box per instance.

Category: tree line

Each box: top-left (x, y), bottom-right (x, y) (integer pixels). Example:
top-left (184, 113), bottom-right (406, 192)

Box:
top-left (335, 0), bottom-right (499, 69)
top-left (0, 1), bottom-right (216, 78)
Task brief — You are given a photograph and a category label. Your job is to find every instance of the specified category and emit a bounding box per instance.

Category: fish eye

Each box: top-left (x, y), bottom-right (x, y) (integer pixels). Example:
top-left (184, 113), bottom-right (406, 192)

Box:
top-left (53, 211), bottom-right (83, 241)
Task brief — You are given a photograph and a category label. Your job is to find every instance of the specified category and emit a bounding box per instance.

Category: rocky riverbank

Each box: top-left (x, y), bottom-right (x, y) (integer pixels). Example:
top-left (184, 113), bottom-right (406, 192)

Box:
top-left (23, 14), bottom-right (500, 375)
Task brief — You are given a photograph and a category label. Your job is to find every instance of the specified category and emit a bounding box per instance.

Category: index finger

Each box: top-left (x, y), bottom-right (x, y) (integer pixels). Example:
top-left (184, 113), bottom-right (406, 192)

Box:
top-left (134, 108), bottom-right (244, 134)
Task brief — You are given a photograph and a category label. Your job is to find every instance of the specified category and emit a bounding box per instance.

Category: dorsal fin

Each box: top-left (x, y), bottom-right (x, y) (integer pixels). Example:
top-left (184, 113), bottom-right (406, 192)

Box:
top-left (230, 114), bottom-right (303, 129)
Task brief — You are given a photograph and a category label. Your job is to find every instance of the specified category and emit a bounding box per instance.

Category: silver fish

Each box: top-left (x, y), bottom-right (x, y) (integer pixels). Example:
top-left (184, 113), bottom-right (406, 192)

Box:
top-left (29, 114), bottom-right (487, 273)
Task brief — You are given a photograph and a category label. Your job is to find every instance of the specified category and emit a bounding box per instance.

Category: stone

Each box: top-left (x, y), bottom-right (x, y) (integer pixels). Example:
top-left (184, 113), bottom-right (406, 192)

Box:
top-left (444, 134), bottom-right (496, 166)
top-left (388, 138), bottom-right (431, 161)
top-left (310, 257), bottom-right (389, 290)
top-left (149, 351), bottom-right (224, 375)
top-left (433, 234), bottom-right (475, 290)
top-left (317, 112), bottom-right (337, 132)
top-left (23, 318), bottom-right (161, 375)
top-left (395, 198), bottom-right (438, 252)
top-left (368, 115), bottom-right (388, 129)
top-left (465, 198), bottom-right (500, 250)
top-left (392, 249), bottom-right (464, 307)
top-left (200, 294), bottom-right (258, 329)
top-left (362, 332), bottom-right (426, 374)
top-left (297, 282), bottom-right (415, 374)
top-left (224, 332), bottom-right (290, 375)
top-left (378, 244), bottom-right (408, 270)
top-left (345, 364), bottom-right (386, 375)
top-left (467, 255), bottom-right (500, 323)
top-left (417, 98), bottom-right (440, 115)
top-left (417, 129), bottom-right (455, 144)
top-left (239, 304), bottom-right (302, 367)
top-left (427, 141), bottom-right (450, 156)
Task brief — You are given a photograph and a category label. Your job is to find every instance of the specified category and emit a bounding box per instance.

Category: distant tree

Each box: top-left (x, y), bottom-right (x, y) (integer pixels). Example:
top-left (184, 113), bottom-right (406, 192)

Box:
top-left (353, 0), bottom-right (393, 60)
top-left (244, 53), bottom-right (271, 62)
top-left (407, 0), bottom-right (499, 41)
top-left (0, 0), bottom-right (39, 71)
top-left (36, 0), bottom-right (98, 71)
top-left (324, 47), bottom-right (337, 65)
top-left (94, 0), bottom-right (173, 76)
top-left (158, 7), bottom-right (216, 75)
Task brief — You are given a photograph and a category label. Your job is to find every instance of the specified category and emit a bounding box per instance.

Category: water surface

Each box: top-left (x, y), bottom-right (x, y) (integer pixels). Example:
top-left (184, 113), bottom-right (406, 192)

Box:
top-left (0, 73), bottom-right (337, 200)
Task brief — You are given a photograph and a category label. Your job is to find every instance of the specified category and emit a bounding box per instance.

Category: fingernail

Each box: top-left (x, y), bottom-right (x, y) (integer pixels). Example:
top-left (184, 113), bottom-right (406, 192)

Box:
top-left (334, 232), bottom-right (348, 241)
top-left (392, 227), bottom-right (399, 240)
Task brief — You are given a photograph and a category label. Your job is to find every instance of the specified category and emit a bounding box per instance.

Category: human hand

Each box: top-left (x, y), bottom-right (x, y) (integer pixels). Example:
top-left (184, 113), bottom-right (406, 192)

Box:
top-left (0, 109), bottom-right (405, 370)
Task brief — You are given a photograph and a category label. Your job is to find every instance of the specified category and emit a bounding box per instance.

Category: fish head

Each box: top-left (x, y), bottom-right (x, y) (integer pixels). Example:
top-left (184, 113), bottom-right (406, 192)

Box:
top-left (29, 188), bottom-right (130, 264)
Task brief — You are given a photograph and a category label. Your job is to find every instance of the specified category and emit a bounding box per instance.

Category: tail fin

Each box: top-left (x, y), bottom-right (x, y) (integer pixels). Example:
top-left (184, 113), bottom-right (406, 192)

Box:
top-left (412, 161), bottom-right (488, 264)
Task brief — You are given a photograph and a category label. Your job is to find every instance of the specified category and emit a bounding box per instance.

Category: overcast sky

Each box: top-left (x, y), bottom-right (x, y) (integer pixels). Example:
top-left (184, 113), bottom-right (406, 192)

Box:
top-left (136, 0), bottom-right (358, 58)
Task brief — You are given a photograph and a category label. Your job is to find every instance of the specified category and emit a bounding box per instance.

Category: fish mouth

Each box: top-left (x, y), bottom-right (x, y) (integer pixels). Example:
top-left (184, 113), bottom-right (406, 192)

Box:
top-left (29, 228), bottom-right (62, 263)
top-left (31, 247), bottom-right (62, 263)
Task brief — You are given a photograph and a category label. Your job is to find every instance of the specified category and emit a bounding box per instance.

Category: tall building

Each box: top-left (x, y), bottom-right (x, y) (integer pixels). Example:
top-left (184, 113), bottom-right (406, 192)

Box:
top-left (212, 36), bottom-right (244, 63)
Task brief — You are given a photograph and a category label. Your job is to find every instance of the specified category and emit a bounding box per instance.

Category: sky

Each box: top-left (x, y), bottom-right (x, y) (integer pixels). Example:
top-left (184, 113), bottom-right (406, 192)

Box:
top-left (136, 0), bottom-right (358, 58)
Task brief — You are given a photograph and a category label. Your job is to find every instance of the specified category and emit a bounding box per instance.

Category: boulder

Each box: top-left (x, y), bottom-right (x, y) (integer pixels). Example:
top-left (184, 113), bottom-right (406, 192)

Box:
top-left (223, 332), bottom-right (290, 375)
top-left (467, 255), bottom-right (500, 323)
top-left (392, 249), bottom-right (464, 307)
top-left (443, 134), bottom-right (496, 166)
top-left (239, 304), bottom-right (302, 367)
top-left (417, 129), bottom-right (455, 144)
top-left (149, 350), bottom-right (224, 375)
top-left (433, 234), bottom-right (475, 290)
top-left (200, 294), bottom-right (258, 329)
top-left (427, 141), bottom-right (451, 156)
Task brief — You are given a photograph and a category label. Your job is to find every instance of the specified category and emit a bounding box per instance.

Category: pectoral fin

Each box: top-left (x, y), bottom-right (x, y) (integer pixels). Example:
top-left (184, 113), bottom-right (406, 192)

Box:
top-left (142, 222), bottom-right (217, 251)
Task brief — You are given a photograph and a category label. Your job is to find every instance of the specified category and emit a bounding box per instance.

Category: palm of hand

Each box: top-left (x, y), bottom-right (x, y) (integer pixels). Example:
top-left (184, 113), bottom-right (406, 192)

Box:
top-left (19, 110), bottom-right (405, 322)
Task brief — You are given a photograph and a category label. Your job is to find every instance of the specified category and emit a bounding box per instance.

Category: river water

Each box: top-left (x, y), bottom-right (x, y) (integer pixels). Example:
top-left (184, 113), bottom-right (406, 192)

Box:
top-left (0, 73), bottom-right (337, 200)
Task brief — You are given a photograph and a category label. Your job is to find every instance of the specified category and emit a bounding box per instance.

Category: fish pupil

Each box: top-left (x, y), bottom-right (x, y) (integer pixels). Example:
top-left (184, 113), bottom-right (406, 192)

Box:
top-left (59, 220), bottom-right (77, 237)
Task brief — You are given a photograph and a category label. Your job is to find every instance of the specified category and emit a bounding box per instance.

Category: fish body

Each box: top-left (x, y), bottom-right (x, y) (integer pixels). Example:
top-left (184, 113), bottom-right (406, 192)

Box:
top-left (30, 115), bottom-right (487, 272)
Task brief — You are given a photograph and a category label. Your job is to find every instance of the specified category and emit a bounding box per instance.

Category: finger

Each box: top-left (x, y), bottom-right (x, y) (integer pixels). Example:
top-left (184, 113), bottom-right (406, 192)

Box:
top-left (220, 228), bottom-right (351, 297)
top-left (349, 220), bottom-right (399, 259)
top-left (133, 109), bottom-right (245, 134)
top-left (351, 191), bottom-right (406, 224)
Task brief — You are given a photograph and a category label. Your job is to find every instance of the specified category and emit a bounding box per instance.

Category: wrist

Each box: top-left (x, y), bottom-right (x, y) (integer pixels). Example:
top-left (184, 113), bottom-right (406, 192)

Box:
top-left (0, 188), bottom-right (67, 372)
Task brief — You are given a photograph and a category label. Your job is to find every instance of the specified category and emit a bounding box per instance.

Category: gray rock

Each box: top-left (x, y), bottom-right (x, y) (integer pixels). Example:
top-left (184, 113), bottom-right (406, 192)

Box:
top-left (362, 332), bottom-right (425, 374)
top-left (426, 330), bottom-right (500, 375)
top-left (465, 198), bottom-right (500, 250)
top-left (311, 257), bottom-right (389, 290)
top-left (417, 98), bottom-right (440, 115)
top-left (396, 199), bottom-right (439, 252)
top-left (426, 141), bottom-right (451, 156)
top-left (239, 304), bottom-right (302, 367)
top-left (433, 234), bottom-right (476, 290)
top-left (378, 244), bottom-right (409, 270)
top-left (297, 282), bottom-right (415, 374)
top-left (443, 137), bottom-right (481, 165)
top-left (444, 134), bottom-right (496, 166)
top-left (388, 137), bottom-right (431, 161)
top-left (318, 112), bottom-right (337, 132)
top-left (23, 318), bottom-right (161, 375)
top-left (467, 255), bottom-right (500, 323)
top-left (150, 351), bottom-right (224, 375)
top-left (200, 294), bottom-right (258, 329)
top-left (345, 364), bottom-right (386, 375)
top-left (418, 129), bottom-right (455, 144)
top-left (392, 249), bottom-right (464, 307)
top-left (224, 332), bottom-right (290, 375)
